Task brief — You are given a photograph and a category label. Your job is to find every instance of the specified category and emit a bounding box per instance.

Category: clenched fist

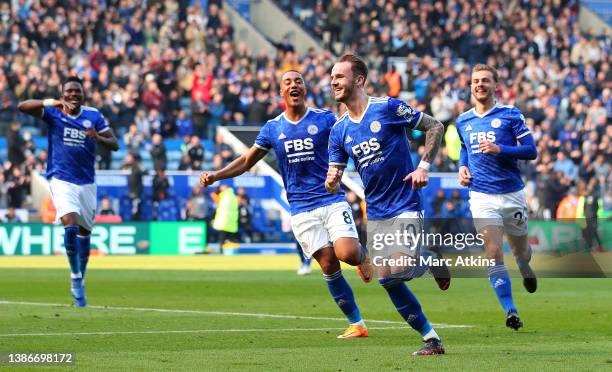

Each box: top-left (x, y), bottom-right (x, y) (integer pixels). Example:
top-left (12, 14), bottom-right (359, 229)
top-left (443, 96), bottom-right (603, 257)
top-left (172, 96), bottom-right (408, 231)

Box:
top-left (199, 171), bottom-right (216, 187)
top-left (325, 167), bottom-right (343, 194)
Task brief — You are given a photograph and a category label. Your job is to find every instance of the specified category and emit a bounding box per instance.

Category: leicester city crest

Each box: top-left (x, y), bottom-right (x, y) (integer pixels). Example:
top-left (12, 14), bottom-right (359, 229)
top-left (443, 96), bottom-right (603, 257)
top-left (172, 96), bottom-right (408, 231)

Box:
top-left (83, 120), bottom-right (92, 129)
top-left (397, 104), bottom-right (416, 120)
top-left (491, 118), bottom-right (502, 128)
top-left (370, 121), bottom-right (381, 133)
top-left (307, 125), bottom-right (318, 135)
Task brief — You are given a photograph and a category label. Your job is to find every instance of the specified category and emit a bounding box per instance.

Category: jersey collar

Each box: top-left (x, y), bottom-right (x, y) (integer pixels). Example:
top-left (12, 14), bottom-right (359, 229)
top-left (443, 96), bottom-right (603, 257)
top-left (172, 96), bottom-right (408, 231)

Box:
top-left (471, 102), bottom-right (499, 118)
top-left (66, 108), bottom-right (83, 120)
top-left (282, 107), bottom-right (311, 125)
top-left (348, 96), bottom-right (371, 123)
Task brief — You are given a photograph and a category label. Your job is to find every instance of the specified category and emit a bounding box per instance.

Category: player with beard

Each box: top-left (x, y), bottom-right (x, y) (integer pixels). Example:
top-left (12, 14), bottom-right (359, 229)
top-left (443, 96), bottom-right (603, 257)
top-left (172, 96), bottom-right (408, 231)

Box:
top-left (455, 64), bottom-right (538, 330)
top-left (326, 54), bottom-right (449, 355)
top-left (18, 76), bottom-right (119, 307)
top-left (200, 70), bottom-right (373, 339)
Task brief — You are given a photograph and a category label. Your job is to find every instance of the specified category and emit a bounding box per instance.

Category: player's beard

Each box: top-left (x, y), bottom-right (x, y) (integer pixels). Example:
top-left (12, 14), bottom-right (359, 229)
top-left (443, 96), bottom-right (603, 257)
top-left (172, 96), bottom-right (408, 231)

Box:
top-left (335, 83), bottom-right (354, 103)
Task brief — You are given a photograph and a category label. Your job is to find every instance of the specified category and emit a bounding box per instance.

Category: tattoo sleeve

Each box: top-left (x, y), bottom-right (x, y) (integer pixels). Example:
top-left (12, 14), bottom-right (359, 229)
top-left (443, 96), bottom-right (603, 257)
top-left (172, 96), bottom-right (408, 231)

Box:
top-left (414, 113), bottom-right (444, 163)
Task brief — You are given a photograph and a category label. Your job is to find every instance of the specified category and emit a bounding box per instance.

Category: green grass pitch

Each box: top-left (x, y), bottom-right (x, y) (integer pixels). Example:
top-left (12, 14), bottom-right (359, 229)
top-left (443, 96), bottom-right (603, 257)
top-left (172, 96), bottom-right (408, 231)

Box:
top-left (0, 262), bottom-right (611, 371)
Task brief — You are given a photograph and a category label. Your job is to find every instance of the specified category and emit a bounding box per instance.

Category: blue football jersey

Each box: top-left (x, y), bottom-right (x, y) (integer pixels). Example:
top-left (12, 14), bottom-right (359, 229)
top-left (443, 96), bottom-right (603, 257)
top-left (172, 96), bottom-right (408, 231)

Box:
top-left (455, 104), bottom-right (531, 194)
top-left (254, 108), bottom-right (345, 215)
top-left (42, 106), bottom-right (110, 185)
top-left (328, 96), bottom-right (423, 220)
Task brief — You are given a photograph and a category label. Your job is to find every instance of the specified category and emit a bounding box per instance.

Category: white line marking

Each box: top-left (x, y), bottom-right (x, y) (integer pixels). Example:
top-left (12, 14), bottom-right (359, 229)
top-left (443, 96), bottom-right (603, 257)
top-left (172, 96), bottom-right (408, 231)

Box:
top-left (0, 327), bottom-right (405, 338)
top-left (0, 300), bottom-right (472, 328)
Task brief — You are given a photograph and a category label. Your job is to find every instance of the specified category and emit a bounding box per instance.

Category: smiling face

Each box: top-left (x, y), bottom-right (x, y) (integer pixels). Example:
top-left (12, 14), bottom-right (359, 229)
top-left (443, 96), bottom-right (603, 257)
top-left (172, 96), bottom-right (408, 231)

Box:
top-left (61, 81), bottom-right (85, 113)
top-left (330, 61), bottom-right (361, 103)
top-left (280, 70), bottom-right (305, 108)
top-left (470, 69), bottom-right (497, 104)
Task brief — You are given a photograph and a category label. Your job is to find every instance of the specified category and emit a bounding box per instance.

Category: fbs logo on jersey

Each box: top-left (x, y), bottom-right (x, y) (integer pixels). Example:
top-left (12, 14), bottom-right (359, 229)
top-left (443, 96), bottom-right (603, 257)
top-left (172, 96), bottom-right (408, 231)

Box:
top-left (491, 118), bottom-right (502, 128)
top-left (469, 131), bottom-right (496, 144)
top-left (351, 138), bottom-right (380, 157)
top-left (284, 138), bottom-right (313, 152)
top-left (307, 125), bottom-right (318, 135)
top-left (63, 127), bottom-right (87, 147)
top-left (397, 104), bottom-right (416, 120)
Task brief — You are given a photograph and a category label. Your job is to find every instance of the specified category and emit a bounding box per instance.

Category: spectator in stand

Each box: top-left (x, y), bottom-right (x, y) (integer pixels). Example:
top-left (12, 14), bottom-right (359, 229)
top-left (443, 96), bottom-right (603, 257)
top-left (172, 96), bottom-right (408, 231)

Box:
top-left (237, 193), bottom-right (254, 243)
top-left (142, 80), bottom-right (165, 112)
top-left (124, 124), bottom-right (145, 156)
top-left (99, 196), bottom-right (116, 215)
top-left (147, 134), bottom-right (167, 171)
top-left (187, 135), bottom-right (205, 170)
top-left (213, 132), bottom-right (235, 170)
top-left (2, 207), bottom-right (21, 223)
top-left (122, 153), bottom-right (145, 221)
top-left (384, 65), bottom-right (402, 98)
top-left (7, 122), bottom-right (25, 167)
top-left (6, 166), bottom-right (27, 209)
top-left (185, 184), bottom-right (209, 222)
top-left (152, 168), bottom-right (170, 207)
top-left (176, 110), bottom-right (193, 138)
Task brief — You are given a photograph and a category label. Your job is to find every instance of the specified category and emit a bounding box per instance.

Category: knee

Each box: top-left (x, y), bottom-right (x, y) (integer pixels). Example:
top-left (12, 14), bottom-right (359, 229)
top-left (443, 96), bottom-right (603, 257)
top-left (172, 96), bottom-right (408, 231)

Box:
top-left (318, 257), bottom-right (340, 275)
top-left (335, 249), bottom-right (358, 265)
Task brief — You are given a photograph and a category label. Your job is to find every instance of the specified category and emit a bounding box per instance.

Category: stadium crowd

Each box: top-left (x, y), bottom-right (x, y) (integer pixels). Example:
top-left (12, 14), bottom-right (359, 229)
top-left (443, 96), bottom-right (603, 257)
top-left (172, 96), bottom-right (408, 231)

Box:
top-left (0, 0), bottom-right (610, 224)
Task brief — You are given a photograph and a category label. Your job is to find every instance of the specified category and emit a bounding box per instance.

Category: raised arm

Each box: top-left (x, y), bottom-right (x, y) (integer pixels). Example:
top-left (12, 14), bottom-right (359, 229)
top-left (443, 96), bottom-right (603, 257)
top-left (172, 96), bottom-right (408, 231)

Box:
top-left (405, 113), bottom-right (444, 188)
top-left (18, 99), bottom-right (76, 119)
top-left (200, 146), bottom-right (268, 187)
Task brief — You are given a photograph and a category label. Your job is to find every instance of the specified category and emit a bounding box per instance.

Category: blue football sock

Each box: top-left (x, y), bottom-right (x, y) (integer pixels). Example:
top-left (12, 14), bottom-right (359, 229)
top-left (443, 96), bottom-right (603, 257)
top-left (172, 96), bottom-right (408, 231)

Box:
top-left (380, 278), bottom-right (433, 337)
top-left (77, 235), bottom-right (91, 279)
top-left (324, 270), bottom-right (362, 324)
top-left (488, 263), bottom-right (517, 314)
top-left (64, 225), bottom-right (81, 279)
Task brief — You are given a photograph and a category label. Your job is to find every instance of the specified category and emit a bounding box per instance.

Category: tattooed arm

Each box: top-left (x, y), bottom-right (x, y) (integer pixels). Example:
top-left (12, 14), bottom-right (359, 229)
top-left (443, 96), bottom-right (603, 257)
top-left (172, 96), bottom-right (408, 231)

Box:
top-left (403, 113), bottom-right (444, 188)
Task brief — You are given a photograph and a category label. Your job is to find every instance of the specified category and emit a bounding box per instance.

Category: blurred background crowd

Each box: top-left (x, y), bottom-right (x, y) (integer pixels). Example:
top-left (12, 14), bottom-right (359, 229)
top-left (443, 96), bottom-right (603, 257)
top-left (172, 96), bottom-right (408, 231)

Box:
top-left (0, 0), bottom-right (610, 233)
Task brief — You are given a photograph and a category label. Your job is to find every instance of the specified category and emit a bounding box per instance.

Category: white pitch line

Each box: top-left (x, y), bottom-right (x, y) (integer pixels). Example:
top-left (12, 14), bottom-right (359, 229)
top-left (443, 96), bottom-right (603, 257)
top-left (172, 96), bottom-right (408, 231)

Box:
top-left (0, 326), bottom-right (405, 338)
top-left (0, 300), bottom-right (472, 329)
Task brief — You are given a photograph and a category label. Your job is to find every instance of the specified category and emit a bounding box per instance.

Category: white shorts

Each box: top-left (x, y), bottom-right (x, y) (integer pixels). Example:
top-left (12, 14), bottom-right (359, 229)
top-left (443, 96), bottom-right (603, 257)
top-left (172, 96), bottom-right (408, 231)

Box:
top-left (49, 177), bottom-right (97, 231)
top-left (468, 189), bottom-right (528, 236)
top-left (291, 202), bottom-right (359, 259)
top-left (367, 210), bottom-right (424, 257)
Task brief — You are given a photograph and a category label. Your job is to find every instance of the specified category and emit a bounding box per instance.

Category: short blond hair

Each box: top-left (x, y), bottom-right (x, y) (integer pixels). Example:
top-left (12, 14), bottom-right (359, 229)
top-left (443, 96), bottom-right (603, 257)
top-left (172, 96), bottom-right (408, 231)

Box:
top-left (471, 64), bottom-right (498, 82)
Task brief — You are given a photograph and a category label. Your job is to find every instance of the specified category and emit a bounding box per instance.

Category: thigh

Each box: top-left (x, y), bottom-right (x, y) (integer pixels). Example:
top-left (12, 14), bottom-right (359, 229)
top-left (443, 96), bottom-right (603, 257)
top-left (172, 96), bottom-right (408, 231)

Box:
top-left (324, 202), bottom-right (359, 243)
top-left (368, 211), bottom-right (423, 279)
top-left (49, 178), bottom-right (81, 224)
top-left (77, 184), bottom-right (97, 232)
top-left (291, 210), bottom-right (330, 259)
top-left (469, 191), bottom-right (504, 232)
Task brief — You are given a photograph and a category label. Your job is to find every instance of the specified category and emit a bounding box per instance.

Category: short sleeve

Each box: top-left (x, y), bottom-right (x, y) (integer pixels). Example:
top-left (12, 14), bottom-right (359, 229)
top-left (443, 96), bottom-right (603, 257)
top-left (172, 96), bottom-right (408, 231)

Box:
top-left (254, 122), bottom-right (271, 151)
top-left (510, 108), bottom-right (530, 140)
top-left (326, 112), bottom-right (338, 130)
top-left (328, 124), bottom-right (348, 166)
top-left (41, 106), bottom-right (59, 125)
top-left (387, 97), bottom-right (423, 129)
top-left (96, 112), bottom-right (110, 133)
